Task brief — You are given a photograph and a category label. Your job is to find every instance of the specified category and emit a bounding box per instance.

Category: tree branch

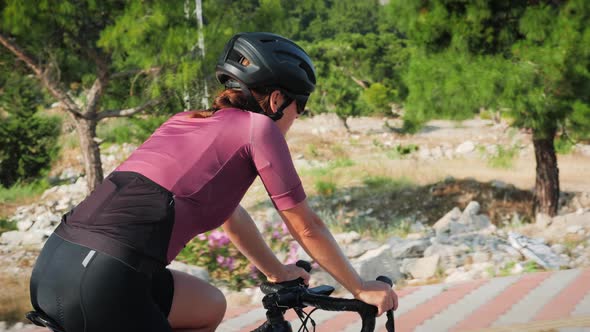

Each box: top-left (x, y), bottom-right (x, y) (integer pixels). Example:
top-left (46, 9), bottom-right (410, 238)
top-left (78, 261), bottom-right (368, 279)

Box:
top-left (111, 67), bottom-right (161, 79)
top-left (350, 75), bottom-right (369, 89)
top-left (0, 32), bottom-right (85, 118)
top-left (97, 99), bottom-right (162, 120)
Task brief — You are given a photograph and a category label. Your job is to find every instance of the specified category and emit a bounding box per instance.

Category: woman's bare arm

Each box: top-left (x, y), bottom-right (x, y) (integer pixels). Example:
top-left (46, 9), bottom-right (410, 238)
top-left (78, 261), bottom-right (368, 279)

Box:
top-left (279, 199), bottom-right (397, 315)
top-left (222, 205), bottom-right (309, 283)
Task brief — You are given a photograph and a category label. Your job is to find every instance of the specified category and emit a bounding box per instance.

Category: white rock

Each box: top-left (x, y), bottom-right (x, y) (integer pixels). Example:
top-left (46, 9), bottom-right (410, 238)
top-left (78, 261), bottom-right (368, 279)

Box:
top-left (535, 213), bottom-right (552, 227)
top-left (431, 146), bottom-right (444, 159)
top-left (463, 201), bottom-right (481, 216)
top-left (353, 244), bottom-right (402, 282)
top-left (511, 263), bottom-right (524, 274)
top-left (404, 254), bottom-right (440, 279)
top-left (433, 207), bottom-right (462, 233)
top-left (445, 268), bottom-right (477, 283)
top-left (390, 239), bottom-right (430, 259)
top-left (410, 221), bottom-right (426, 233)
top-left (455, 141), bottom-right (476, 154)
top-left (21, 230), bottom-right (47, 246)
top-left (418, 147), bottom-right (431, 159)
top-left (168, 260), bottom-right (209, 281)
top-left (508, 232), bottom-right (568, 270)
top-left (0, 231), bottom-right (24, 246)
top-left (566, 225), bottom-right (583, 234)
top-left (334, 231), bottom-right (361, 245)
top-left (16, 220), bottom-right (33, 231)
top-left (471, 252), bottom-right (490, 264)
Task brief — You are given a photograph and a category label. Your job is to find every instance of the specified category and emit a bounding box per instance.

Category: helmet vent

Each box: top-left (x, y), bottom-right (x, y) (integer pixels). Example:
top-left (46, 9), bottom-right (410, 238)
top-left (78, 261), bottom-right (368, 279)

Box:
top-left (228, 50), bottom-right (246, 64)
top-left (299, 62), bottom-right (316, 84)
top-left (260, 39), bottom-right (277, 43)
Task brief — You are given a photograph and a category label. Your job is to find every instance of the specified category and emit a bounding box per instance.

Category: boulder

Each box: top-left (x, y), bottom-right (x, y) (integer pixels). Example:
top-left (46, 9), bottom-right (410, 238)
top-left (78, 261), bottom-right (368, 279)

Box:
top-left (508, 232), bottom-right (569, 270)
top-left (402, 254), bottom-right (440, 279)
top-left (455, 141), bottom-right (476, 155)
top-left (390, 239), bottom-right (430, 259)
top-left (433, 207), bottom-right (462, 234)
top-left (352, 244), bottom-right (403, 282)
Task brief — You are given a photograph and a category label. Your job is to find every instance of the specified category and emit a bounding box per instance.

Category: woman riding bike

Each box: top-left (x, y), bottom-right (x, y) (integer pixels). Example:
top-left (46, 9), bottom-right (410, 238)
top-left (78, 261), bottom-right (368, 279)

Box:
top-left (29, 32), bottom-right (398, 332)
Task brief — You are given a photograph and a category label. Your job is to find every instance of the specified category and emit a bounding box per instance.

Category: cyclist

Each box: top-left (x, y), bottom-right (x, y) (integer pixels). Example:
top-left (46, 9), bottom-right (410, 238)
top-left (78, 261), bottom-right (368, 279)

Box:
top-left (29, 32), bottom-right (398, 332)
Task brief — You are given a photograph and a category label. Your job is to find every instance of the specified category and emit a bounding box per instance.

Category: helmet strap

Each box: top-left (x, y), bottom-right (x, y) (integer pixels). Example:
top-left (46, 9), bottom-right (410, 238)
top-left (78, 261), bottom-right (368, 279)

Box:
top-left (234, 81), bottom-right (267, 116)
top-left (268, 95), bottom-right (293, 121)
top-left (232, 80), bottom-right (291, 122)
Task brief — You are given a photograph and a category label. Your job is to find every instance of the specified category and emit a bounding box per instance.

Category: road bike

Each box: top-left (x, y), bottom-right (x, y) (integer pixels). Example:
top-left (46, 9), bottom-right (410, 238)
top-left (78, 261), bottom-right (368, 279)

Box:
top-left (252, 261), bottom-right (395, 332)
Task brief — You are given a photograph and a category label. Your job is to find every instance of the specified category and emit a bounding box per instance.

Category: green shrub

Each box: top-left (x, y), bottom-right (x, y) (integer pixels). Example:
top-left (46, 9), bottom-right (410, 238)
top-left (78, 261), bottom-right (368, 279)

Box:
top-left (360, 83), bottom-right (395, 115)
top-left (315, 180), bottom-right (337, 196)
top-left (386, 144), bottom-right (419, 159)
top-left (0, 114), bottom-right (61, 187)
top-left (0, 218), bottom-right (17, 234)
top-left (554, 136), bottom-right (575, 155)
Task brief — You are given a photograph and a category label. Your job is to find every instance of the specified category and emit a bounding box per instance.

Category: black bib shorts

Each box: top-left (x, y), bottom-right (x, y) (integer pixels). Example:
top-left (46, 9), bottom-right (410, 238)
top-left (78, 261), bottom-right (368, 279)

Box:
top-left (30, 233), bottom-right (175, 332)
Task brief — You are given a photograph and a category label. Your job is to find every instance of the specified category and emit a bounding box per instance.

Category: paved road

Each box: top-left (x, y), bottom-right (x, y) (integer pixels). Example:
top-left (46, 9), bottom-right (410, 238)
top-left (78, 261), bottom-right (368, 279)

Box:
top-left (219, 267), bottom-right (590, 332)
top-left (15, 267), bottom-right (590, 332)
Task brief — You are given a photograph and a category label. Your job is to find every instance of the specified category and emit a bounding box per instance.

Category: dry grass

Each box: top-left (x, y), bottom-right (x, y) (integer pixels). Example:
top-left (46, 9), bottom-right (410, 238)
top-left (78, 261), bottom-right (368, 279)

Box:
top-left (0, 273), bottom-right (32, 324)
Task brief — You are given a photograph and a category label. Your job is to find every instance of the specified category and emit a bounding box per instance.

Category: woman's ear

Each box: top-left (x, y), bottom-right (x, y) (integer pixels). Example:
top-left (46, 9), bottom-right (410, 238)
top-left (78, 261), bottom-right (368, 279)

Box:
top-left (269, 90), bottom-right (283, 114)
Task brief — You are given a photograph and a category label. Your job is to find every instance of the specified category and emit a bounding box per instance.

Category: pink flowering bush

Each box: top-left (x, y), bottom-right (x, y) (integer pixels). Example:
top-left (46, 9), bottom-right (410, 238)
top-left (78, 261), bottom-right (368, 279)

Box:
top-left (177, 221), bottom-right (300, 290)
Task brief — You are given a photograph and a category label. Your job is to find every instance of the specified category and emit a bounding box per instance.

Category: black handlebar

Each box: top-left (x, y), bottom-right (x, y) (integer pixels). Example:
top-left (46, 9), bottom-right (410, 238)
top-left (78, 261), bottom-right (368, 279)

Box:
top-left (376, 276), bottom-right (395, 332)
top-left (257, 260), bottom-right (395, 332)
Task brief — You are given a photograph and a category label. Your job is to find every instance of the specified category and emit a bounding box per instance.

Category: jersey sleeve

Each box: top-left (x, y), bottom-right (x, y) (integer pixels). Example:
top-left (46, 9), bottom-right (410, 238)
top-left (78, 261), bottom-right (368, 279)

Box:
top-left (249, 114), bottom-right (306, 210)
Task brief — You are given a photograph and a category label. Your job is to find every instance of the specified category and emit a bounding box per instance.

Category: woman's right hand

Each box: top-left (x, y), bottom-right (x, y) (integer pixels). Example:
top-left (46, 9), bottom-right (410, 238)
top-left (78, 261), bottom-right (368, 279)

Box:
top-left (265, 263), bottom-right (311, 285)
top-left (354, 280), bottom-right (398, 316)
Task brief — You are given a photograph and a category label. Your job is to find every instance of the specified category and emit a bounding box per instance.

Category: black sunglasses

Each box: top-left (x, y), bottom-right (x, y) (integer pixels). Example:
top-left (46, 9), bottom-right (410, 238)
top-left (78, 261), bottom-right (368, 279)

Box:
top-left (283, 91), bottom-right (309, 115)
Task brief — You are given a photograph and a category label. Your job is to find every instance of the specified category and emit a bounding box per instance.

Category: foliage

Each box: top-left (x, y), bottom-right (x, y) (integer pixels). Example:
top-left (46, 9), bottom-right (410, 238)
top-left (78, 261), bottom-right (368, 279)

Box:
top-left (363, 176), bottom-right (398, 189)
top-left (177, 222), bottom-right (298, 290)
top-left (361, 83), bottom-right (394, 115)
top-left (402, 52), bottom-right (506, 131)
top-left (0, 179), bottom-right (50, 205)
top-left (487, 145), bottom-right (519, 169)
top-left (522, 261), bottom-right (544, 273)
top-left (0, 113), bottom-right (60, 188)
top-left (315, 179), bottom-right (337, 197)
top-left (386, 144), bottom-right (419, 160)
top-left (0, 218), bottom-right (17, 234)
top-left (387, 0), bottom-right (590, 215)
top-left (303, 32), bottom-right (409, 117)
top-left (281, 0), bottom-right (380, 42)
top-left (554, 135), bottom-right (575, 155)
top-left (388, 0), bottom-right (590, 140)
top-left (0, 56), bottom-right (61, 187)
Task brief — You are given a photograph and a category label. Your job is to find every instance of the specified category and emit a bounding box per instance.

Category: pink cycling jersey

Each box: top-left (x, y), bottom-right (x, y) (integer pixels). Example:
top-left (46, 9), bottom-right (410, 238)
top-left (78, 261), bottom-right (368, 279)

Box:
top-left (115, 108), bottom-right (306, 262)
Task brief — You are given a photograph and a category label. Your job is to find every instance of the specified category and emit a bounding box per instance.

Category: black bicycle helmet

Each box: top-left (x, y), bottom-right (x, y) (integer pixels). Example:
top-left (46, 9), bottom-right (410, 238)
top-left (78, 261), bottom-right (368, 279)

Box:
top-left (215, 32), bottom-right (316, 120)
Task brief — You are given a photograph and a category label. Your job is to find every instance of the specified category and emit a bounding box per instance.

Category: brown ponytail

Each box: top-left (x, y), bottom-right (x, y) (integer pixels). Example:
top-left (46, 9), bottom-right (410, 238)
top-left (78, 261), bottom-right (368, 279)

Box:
top-left (189, 88), bottom-right (273, 119)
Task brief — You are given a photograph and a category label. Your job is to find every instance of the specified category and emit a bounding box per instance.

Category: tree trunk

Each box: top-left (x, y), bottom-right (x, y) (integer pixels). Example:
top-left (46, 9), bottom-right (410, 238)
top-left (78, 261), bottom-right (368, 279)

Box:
top-left (532, 128), bottom-right (560, 217)
top-left (75, 117), bottom-right (103, 192)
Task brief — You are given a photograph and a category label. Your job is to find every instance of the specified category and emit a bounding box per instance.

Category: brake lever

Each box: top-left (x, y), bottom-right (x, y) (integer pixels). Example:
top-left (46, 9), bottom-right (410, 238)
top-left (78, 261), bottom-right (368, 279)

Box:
top-left (377, 276), bottom-right (395, 332)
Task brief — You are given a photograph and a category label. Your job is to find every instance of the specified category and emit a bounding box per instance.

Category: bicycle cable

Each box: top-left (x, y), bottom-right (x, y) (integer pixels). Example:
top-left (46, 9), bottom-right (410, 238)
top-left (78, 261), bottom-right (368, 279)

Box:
top-left (296, 307), bottom-right (319, 332)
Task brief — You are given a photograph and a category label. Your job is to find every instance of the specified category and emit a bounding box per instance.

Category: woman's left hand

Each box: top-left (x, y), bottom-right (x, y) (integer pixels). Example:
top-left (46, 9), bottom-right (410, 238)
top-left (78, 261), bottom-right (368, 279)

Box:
top-left (265, 263), bottom-right (310, 285)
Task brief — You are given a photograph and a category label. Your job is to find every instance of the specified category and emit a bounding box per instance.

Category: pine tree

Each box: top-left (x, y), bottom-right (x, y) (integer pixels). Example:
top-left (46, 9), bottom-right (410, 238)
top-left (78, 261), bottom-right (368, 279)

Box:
top-left (0, 0), bottom-right (284, 192)
top-left (388, 0), bottom-right (590, 217)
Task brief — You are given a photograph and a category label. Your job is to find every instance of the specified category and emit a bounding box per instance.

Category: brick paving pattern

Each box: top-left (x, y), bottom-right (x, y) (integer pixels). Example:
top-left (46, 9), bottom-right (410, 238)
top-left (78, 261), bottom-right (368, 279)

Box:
top-left (218, 267), bottom-right (590, 332)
